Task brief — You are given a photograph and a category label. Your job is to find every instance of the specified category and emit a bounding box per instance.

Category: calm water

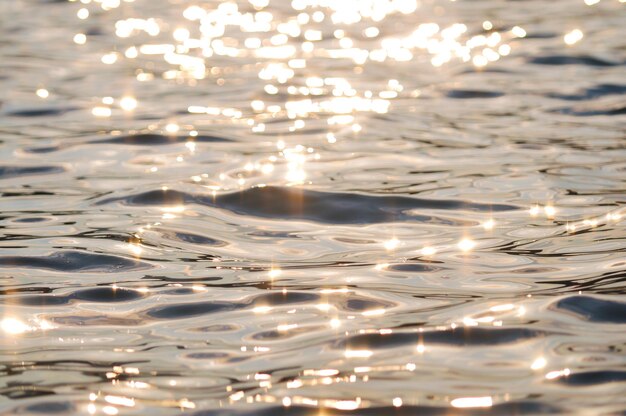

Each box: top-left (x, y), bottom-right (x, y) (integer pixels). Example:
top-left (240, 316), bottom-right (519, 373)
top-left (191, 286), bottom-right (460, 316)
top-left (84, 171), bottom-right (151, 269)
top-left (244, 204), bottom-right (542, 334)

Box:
top-left (1, 0), bottom-right (625, 414)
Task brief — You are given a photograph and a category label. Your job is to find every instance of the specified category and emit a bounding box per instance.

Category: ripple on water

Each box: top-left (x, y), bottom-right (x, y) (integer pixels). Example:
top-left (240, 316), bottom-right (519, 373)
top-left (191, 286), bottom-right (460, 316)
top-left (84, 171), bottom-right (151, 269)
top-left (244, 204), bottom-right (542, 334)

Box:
top-left (528, 55), bottom-right (620, 66)
top-left (17, 402), bottom-right (75, 415)
top-left (146, 291), bottom-right (320, 319)
top-left (555, 104), bottom-right (626, 117)
top-left (94, 133), bottom-right (232, 145)
top-left (547, 84), bottom-right (626, 101)
top-left (0, 251), bottom-right (152, 273)
top-left (24, 133), bottom-right (232, 154)
top-left (159, 229), bottom-right (227, 246)
top-left (551, 296), bottom-right (626, 324)
top-left (1, 287), bottom-right (145, 306)
top-left (555, 371), bottom-right (626, 386)
top-left (445, 90), bottom-right (504, 99)
top-left (338, 327), bottom-right (549, 349)
top-left (98, 187), bottom-right (518, 224)
top-left (3, 106), bottom-right (80, 117)
top-left (386, 263), bottom-right (445, 272)
top-left (146, 301), bottom-right (240, 319)
top-left (0, 165), bottom-right (64, 179)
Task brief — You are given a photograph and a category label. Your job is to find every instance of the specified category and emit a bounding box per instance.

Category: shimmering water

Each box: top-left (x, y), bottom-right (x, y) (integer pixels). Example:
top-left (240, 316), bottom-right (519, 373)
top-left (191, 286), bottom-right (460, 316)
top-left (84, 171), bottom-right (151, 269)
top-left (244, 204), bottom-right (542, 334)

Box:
top-left (1, 0), bottom-right (625, 414)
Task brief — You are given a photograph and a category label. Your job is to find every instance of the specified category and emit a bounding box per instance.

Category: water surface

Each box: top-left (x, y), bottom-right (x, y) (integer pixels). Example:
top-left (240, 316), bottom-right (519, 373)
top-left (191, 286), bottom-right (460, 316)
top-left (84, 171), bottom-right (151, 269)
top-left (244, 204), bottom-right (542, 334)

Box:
top-left (0, 0), bottom-right (625, 414)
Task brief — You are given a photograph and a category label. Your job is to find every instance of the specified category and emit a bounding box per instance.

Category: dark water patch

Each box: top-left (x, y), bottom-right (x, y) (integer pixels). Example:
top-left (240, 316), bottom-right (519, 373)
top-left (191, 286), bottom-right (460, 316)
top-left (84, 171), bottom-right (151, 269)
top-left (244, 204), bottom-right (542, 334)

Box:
top-left (197, 187), bottom-right (519, 219)
top-left (249, 230), bottom-right (302, 239)
top-left (17, 401), bottom-right (74, 414)
top-left (252, 325), bottom-right (315, 340)
top-left (105, 189), bottom-right (189, 206)
top-left (528, 55), bottom-right (619, 66)
top-left (71, 287), bottom-right (145, 302)
top-left (459, 68), bottom-right (514, 75)
top-left (445, 90), bottom-right (504, 99)
top-left (0, 287), bottom-right (143, 306)
top-left (339, 296), bottom-right (396, 313)
top-left (3, 107), bottom-right (79, 117)
top-left (186, 352), bottom-right (231, 360)
top-left (146, 301), bottom-right (239, 319)
top-left (162, 288), bottom-right (199, 295)
top-left (94, 133), bottom-right (231, 146)
top-left (551, 296), bottom-right (626, 323)
top-left (338, 327), bottom-right (547, 349)
top-left (332, 237), bottom-right (376, 244)
top-left (14, 217), bottom-right (49, 223)
top-left (146, 291), bottom-right (318, 319)
top-left (251, 291), bottom-right (320, 307)
top-left (191, 324), bottom-right (241, 332)
top-left (548, 84), bottom-right (626, 101)
top-left (555, 105), bottom-right (626, 116)
top-left (85, 27), bottom-right (104, 36)
top-left (3, 387), bottom-right (56, 400)
top-left (25, 133), bottom-right (231, 154)
top-left (160, 230), bottom-right (226, 246)
top-left (555, 371), bottom-right (626, 386)
top-left (2, 295), bottom-right (69, 306)
top-left (1, 191), bottom-right (58, 198)
top-left (387, 263), bottom-right (444, 272)
top-left (0, 251), bottom-right (152, 273)
top-left (524, 32), bottom-right (558, 39)
top-left (1, 286), bottom-right (142, 306)
top-left (51, 314), bottom-right (145, 326)
top-left (0, 166), bottom-right (64, 179)
top-left (98, 187), bottom-right (517, 224)
top-left (24, 145), bottom-right (60, 154)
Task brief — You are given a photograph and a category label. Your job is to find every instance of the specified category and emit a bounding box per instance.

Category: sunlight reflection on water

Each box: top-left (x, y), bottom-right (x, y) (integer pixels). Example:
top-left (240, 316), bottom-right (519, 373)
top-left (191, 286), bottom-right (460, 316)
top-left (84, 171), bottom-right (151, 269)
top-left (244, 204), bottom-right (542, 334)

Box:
top-left (0, 0), bottom-right (625, 414)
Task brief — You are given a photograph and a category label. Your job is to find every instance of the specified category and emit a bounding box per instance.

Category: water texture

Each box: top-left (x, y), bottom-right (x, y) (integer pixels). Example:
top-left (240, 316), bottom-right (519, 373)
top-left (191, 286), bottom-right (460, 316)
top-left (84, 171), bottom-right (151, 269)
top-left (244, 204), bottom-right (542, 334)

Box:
top-left (0, 0), bottom-right (625, 414)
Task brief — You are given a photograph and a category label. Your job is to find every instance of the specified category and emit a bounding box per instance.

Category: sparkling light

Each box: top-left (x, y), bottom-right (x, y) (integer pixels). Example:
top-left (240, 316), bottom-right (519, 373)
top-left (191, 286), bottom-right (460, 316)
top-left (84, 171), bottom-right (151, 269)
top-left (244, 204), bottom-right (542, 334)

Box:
top-left (529, 205), bottom-right (540, 217)
top-left (92, 106), bottom-right (112, 117)
top-left (451, 397), bottom-right (493, 408)
top-left (165, 123), bottom-right (180, 134)
top-left (1, 318), bottom-right (30, 334)
top-left (458, 238), bottom-right (476, 252)
top-left (564, 29), bottom-right (583, 45)
top-left (102, 406), bottom-right (119, 416)
top-left (119, 96), bottom-right (138, 111)
top-left (545, 368), bottom-right (570, 380)
top-left (384, 238), bottom-right (400, 251)
top-left (421, 246), bottom-right (437, 256)
top-left (73, 33), bottom-right (87, 44)
top-left (362, 309), bottom-right (385, 317)
top-left (36, 88), bottom-right (49, 98)
top-left (511, 26), bottom-right (527, 38)
top-left (482, 219), bottom-right (495, 230)
top-left (101, 52), bottom-right (118, 64)
top-left (544, 205), bottom-right (556, 218)
top-left (531, 357), bottom-right (547, 370)
top-left (77, 8), bottom-right (89, 19)
top-left (105, 396), bottom-right (135, 407)
top-left (344, 350), bottom-right (373, 358)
